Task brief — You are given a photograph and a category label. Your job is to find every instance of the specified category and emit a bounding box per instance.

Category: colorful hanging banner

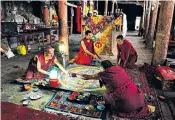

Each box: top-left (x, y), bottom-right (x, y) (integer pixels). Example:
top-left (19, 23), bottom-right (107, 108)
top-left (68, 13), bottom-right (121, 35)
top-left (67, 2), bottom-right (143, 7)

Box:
top-left (82, 15), bottom-right (122, 55)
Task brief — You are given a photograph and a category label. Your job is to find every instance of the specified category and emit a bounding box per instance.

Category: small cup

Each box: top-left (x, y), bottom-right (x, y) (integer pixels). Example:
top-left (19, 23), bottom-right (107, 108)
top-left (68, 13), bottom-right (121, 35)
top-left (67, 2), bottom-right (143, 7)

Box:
top-left (97, 105), bottom-right (105, 111)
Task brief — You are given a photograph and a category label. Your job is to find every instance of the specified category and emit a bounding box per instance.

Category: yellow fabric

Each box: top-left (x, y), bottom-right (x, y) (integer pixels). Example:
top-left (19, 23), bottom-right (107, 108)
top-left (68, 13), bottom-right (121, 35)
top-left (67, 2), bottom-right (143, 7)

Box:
top-left (148, 105), bottom-right (156, 112)
top-left (114, 16), bottom-right (122, 25)
top-left (16, 45), bottom-right (27, 55)
top-left (85, 6), bottom-right (93, 15)
top-left (44, 53), bottom-right (50, 61)
top-left (91, 15), bottom-right (103, 24)
top-left (82, 14), bottom-right (123, 55)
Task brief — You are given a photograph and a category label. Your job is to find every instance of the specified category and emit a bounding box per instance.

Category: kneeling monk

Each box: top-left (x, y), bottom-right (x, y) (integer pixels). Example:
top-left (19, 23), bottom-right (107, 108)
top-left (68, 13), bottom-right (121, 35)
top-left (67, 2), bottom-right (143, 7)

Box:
top-left (82, 60), bottom-right (149, 118)
top-left (25, 45), bottom-right (67, 80)
top-left (70, 30), bottom-right (99, 65)
top-left (116, 35), bottom-right (138, 69)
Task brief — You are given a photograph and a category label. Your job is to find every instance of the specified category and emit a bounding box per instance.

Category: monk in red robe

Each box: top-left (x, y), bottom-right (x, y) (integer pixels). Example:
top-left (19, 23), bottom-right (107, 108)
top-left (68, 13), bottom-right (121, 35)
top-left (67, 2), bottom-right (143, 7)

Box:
top-left (82, 60), bottom-right (149, 118)
top-left (70, 30), bottom-right (99, 65)
top-left (116, 35), bottom-right (138, 69)
top-left (25, 45), bottom-right (67, 80)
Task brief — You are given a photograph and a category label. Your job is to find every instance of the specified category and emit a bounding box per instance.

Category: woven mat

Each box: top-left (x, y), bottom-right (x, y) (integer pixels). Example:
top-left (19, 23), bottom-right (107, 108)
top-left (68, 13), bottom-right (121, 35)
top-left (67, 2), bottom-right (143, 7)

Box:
top-left (44, 91), bottom-right (104, 119)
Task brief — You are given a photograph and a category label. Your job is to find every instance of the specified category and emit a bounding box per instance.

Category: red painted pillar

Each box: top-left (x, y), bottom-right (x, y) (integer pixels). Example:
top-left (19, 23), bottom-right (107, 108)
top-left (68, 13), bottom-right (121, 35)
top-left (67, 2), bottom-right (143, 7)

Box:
top-left (58, 0), bottom-right (69, 60)
top-left (43, 4), bottom-right (49, 25)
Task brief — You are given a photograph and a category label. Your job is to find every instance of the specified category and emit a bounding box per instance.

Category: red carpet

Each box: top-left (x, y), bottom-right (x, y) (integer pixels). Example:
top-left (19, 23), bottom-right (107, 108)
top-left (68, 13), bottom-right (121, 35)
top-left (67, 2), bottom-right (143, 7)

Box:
top-left (1, 101), bottom-right (69, 120)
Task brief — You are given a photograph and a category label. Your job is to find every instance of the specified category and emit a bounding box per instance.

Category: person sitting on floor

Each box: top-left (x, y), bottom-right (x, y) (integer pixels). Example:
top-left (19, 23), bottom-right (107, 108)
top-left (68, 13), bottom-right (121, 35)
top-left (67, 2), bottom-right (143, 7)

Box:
top-left (70, 30), bottom-right (100, 65)
top-left (82, 60), bottom-right (149, 118)
top-left (1, 42), bottom-right (15, 59)
top-left (25, 45), bottom-right (67, 80)
top-left (0, 43), bottom-right (8, 54)
top-left (116, 35), bottom-right (138, 69)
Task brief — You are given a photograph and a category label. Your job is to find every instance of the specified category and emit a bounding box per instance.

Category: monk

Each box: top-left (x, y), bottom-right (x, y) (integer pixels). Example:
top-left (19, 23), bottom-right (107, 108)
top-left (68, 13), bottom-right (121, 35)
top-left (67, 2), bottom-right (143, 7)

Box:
top-left (70, 30), bottom-right (99, 65)
top-left (25, 45), bottom-right (67, 80)
top-left (116, 35), bottom-right (138, 69)
top-left (82, 60), bottom-right (149, 118)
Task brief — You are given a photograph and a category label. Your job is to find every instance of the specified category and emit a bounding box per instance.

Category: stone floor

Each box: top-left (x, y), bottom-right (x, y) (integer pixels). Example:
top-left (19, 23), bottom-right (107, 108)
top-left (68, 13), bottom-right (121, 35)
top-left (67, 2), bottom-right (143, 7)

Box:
top-left (1, 31), bottom-right (174, 120)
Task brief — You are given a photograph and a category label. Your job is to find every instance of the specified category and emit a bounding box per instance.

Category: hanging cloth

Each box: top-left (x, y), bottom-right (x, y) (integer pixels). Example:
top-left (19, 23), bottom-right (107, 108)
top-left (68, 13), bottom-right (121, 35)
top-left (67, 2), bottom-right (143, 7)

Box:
top-left (76, 6), bottom-right (81, 32)
top-left (71, 7), bottom-right (74, 17)
top-left (122, 13), bottom-right (128, 38)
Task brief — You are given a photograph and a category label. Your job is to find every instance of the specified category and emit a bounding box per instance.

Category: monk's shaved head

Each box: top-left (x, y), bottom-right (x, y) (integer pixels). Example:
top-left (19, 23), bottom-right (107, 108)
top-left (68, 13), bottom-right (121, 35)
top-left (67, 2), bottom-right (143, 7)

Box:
top-left (101, 60), bottom-right (114, 69)
top-left (46, 45), bottom-right (54, 56)
top-left (116, 35), bottom-right (124, 40)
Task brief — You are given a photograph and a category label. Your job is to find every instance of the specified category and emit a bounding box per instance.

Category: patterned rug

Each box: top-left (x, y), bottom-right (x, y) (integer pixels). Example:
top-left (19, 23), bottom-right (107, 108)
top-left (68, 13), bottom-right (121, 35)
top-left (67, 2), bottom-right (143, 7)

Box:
top-left (15, 65), bottom-right (106, 92)
top-left (126, 68), bottom-right (161, 119)
top-left (109, 67), bottom-right (162, 120)
top-left (44, 91), bottom-right (104, 119)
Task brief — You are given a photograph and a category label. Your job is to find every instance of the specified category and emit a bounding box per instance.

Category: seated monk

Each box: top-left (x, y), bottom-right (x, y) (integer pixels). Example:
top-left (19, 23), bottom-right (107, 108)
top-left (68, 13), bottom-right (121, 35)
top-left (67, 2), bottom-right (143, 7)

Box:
top-left (82, 60), bottom-right (149, 118)
top-left (116, 35), bottom-right (138, 69)
top-left (25, 45), bottom-right (67, 80)
top-left (70, 30), bottom-right (100, 65)
top-left (0, 43), bottom-right (8, 54)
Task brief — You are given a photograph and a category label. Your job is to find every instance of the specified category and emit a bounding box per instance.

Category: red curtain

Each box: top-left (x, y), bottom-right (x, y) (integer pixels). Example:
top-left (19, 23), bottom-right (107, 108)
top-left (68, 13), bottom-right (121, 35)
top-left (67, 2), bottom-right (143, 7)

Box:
top-left (76, 6), bottom-right (81, 32)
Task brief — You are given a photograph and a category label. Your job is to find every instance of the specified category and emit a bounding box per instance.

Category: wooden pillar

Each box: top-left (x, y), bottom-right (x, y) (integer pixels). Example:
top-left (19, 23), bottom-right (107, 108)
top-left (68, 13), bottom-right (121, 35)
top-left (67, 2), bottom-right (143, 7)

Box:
top-left (104, 0), bottom-right (108, 15)
top-left (153, 1), bottom-right (174, 65)
top-left (97, 0), bottom-right (98, 11)
top-left (143, 0), bottom-right (148, 30)
top-left (145, 1), bottom-right (159, 48)
top-left (111, 0), bottom-right (115, 15)
top-left (90, 0), bottom-right (94, 11)
top-left (70, 14), bottom-right (73, 35)
top-left (144, 0), bottom-right (151, 39)
top-left (58, 0), bottom-right (69, 59)
top-left (43, 2), bottom-right (49, 25)
top-left (82, 0), bottom-right (86, 16)
top-left (141, 1), bottom-right (146, 28)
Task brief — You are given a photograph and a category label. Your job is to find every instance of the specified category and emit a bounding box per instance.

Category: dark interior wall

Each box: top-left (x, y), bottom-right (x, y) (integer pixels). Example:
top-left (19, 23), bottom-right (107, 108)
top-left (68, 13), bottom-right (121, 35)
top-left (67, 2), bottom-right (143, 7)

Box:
top-left (118, 4), bottom-right (143, 31)
top-left (31, 1), bottom-right (41, 18)
top-left (93, 1), bottom-right (143, 31)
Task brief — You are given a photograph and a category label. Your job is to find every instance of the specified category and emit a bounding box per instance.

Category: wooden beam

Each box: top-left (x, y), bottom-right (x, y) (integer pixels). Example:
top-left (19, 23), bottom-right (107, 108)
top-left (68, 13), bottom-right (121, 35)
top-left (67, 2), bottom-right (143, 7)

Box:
top-left (65, 2), bottom-right (77, 8)
top-left (117, 1), bottom-right (143, 6)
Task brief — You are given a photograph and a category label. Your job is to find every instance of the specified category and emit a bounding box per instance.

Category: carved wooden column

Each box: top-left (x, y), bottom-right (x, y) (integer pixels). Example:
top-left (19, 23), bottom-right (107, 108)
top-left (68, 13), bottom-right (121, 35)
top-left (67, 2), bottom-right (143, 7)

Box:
top-left (58, 0), bottom-right (69, 59)
top-left (43, 2), bottom-right (49, 25)
top-left (104, 0), bottom-right (108, 15)
top-left (144, 0), bottom-right (151, 39)
top-left (145, 1), bottom-right (159, 48)
top-left (153, 1), bottom-right (174, 65)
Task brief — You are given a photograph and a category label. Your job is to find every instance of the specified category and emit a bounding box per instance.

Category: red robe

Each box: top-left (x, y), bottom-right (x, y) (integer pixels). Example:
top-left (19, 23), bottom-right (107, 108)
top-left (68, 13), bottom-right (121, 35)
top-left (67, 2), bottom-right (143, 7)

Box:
top-left (74, 38), bottom-right (95, 65)
top-left (117, 40), bottom-right (137, 68)
top-left (25, 52), bottom-right (55, 80)
top-left (98, 66), bottom-right (149, 118)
